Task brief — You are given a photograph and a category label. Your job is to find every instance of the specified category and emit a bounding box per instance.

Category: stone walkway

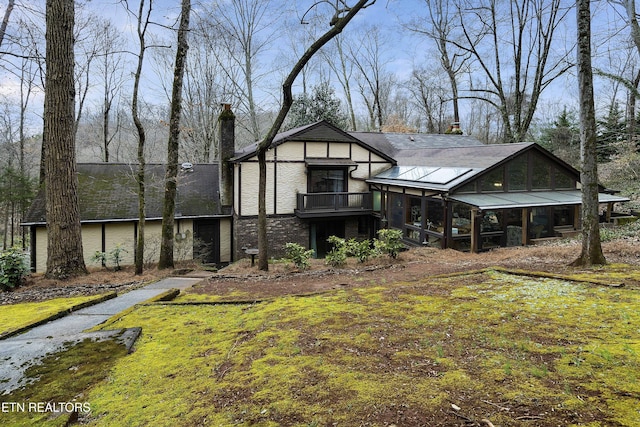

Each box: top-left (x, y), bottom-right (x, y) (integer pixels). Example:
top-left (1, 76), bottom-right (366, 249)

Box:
top-left (0, 277), bottom-right (202, 395)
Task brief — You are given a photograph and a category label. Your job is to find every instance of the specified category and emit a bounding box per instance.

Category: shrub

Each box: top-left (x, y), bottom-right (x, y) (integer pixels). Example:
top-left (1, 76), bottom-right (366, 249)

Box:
top-left (284, 242), bottom-right (314, 270)
top-left (347, 238), bottom-right (373, 263)
top-left (325, 236), bottom-right (348, 268)
top-left (375, 229), bottom-right (404, 259)
top-left (91, 244), bottom-right (128, 271)
top-left (91, 251), bottom-right (108, 268)
top-left (0, 248), bottom-right (29, 291)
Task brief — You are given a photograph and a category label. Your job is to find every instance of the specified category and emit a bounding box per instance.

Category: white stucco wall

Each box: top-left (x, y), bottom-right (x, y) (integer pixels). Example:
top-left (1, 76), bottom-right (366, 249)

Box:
top-left (275, 163), bottom-right (306, 214)
top-left (276, 142), bottom-right (304, 160)
top-left (305, 142), bottom-right (329, 157)
top-left (236, 140), bottom-right (394, 217)
top-left (329, 142), bottom-right (350, 158)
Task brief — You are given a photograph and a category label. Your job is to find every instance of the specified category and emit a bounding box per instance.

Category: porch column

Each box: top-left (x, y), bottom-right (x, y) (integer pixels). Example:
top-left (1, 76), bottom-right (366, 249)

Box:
top-left (521, 208), bottom-right (529, 245)
top-left (574, 205), bottom-right (580, 229)
top-left (606, 202), bottom-right (613, 223)
top-left (471, 208), bottom-right (480, 253)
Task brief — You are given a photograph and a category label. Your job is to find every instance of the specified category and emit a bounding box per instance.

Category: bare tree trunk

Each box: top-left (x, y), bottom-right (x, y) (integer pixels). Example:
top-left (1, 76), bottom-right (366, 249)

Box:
top-left (256, 0), bottom-right (376, 270)
top-left (43, 0), bottom-right (87, 279)
top-left (131, 0), bottom-right (153, 275)
top-left (159, 0), bottom-right (190, 270)
top-left (0, 0), bottom-right (14, 48)
top-left (573, 0), bottom-right (606, 266)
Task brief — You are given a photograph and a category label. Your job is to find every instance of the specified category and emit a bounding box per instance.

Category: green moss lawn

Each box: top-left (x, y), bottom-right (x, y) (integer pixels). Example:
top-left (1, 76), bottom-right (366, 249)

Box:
top-left (0, 293), bottom-right (114, 338)
top-left (2, 268), bottom-right (640, 426)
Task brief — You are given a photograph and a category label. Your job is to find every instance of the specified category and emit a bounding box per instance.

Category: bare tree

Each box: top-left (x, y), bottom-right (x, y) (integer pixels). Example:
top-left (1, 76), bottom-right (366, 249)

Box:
top-left (407, 67), bottom-right (450, 133)
top-left (159, 0), bottom-right (190, 270)
top-left (606, 0), bottom-right (640, 143)
top-left (127, 0), bottom-right (153, 275)
top-left (573, 0), bottom-right (606, 266)
top-left (95, 20), bottom-right (127, 162)
top-left (406, 0), bottom-right (469, 128)
top-left (180, 16), bottom-right (236, 162)
top-left (0, 0), bottom-right (14, 48)
top-left (43, 0), bottom-right (87, 279)
top-left (321, 33), bottom-right (358, 130)
top-left (256, 0), bottom-right (376, 271)
top-left (350, 25), bottom-right (394, 131)
top-left (452, 0), bottom-right (572, 143)
top-left (205, 0), bottom-right (281, 141)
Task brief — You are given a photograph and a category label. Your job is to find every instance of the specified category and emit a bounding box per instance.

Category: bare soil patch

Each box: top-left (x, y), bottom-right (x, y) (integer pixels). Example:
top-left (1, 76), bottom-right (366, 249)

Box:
top-left (191, 239), bottom-right (640, 300)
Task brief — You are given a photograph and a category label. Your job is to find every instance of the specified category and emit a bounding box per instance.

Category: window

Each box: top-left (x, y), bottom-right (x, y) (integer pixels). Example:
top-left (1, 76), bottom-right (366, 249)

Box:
top-left (309, 169), bottom-right (346, 193)
top-left (554, 169), bottom-right (575, 190)
top-left (507, 155), bottom-right (528, 191)
top-left (425, 198), bottom-right (444, 232)
top-left (531, 153), bottom-right (551, 190)
top-left (451, 203), bottom-right (472, 235)
top-left (372, 191), bottom-right (382, 212)
top-left (554, 206), bottom-right (574, 227)
top-left (481, 167), bottom-right (505, 192)
top-left (406, 197), bottom-right (422, 226)
top-left (457, 182), bottom-right (476, 193)
top-left (389, 193), bottom-right (404, 228)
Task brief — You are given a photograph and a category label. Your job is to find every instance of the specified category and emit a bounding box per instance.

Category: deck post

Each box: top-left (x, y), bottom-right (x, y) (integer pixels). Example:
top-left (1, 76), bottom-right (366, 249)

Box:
top-left (471, 208), bottom-right (480, 253)
top-left (521, 208), bottom-right (529, 245)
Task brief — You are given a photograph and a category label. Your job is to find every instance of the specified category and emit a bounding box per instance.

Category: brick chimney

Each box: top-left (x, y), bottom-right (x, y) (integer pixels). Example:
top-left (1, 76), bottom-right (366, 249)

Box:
top-left (218, 103), bottom-right (235, 207)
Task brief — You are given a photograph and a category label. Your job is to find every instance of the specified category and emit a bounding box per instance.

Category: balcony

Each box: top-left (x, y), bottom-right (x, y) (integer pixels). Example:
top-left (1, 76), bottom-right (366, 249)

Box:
top-left (295, 192), bottom-right (372, 218)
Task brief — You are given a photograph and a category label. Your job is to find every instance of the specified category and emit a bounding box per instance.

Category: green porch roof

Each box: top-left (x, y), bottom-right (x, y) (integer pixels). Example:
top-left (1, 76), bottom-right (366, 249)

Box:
top-left (448, 191), bottom-right (630, 210)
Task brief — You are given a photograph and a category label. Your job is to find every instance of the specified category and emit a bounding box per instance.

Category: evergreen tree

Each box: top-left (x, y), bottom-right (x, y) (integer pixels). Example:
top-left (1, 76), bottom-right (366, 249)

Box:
top-left (0, 166), bottom-right (35, 248)
top-left (287, 82), bottom-right (349, 130)
top-left (596, 102), bottom-right (624, 162)
top-left (537, 107), bottom-right (580, 165)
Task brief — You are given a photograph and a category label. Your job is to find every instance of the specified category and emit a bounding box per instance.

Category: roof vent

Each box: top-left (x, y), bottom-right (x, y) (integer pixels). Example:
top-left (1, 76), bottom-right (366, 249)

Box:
top-left (181, 162), bottom-right (193, 172)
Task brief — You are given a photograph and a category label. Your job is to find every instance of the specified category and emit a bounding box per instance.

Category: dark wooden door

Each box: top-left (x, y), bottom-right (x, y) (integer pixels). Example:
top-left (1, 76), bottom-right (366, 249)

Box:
top-left (193, 220), bottom-right (220, 265)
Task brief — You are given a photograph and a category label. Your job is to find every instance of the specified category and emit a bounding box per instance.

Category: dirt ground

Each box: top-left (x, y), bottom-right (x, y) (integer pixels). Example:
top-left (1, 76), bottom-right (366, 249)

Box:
top-left (190, 239), bottom-right (640, 300)
top-left (5, 238), bottom-right (639, 304)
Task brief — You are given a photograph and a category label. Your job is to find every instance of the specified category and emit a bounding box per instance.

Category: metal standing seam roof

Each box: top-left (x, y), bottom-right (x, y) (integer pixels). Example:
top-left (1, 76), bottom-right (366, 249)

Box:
top-left (448, 191), bottom-right (630, 210)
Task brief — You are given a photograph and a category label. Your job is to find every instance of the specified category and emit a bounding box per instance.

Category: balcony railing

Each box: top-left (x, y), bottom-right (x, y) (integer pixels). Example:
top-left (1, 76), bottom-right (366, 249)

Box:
top-left (295, 192), bottom-right (372, 217)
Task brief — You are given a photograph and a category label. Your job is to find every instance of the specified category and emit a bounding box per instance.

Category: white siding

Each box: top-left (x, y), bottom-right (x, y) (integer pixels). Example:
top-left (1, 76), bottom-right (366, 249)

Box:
top-left (220, 218), bottom-right (232, 263)
top-left (82, 224), bottom-right (103, 269)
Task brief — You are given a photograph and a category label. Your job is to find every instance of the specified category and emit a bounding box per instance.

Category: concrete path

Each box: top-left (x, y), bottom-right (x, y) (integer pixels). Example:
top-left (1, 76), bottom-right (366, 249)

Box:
top-left (0, 276), bottom-right (202, 395)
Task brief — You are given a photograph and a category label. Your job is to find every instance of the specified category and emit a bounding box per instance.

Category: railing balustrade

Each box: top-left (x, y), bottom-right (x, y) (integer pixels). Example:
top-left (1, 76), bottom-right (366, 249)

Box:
top-left (296, 192), bottom-right (372, 212)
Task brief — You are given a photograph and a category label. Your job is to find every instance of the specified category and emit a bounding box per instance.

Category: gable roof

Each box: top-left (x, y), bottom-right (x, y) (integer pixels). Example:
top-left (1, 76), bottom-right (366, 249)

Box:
top-left (350, 131), bottom-right (485, 161)
top-left (367, 142), bottom-right (581, 192)
top-left (23, 163), bottom-right (226, 225)
top-left (392, 142), bottom-right (532, 168)
top-left (233, 121), bottom-right (395, 163)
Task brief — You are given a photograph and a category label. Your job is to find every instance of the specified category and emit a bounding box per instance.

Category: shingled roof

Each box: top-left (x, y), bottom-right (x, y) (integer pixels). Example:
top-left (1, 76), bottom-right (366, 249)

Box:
top-left (23, 163), bottom-right (225, 225)
top-left (350, 131), bottom-right (485, 162)
top-left (232, 121), bottom-right (396, 163)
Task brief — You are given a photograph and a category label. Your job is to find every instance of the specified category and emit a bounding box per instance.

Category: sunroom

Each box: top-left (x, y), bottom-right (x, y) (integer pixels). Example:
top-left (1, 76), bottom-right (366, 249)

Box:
top-left (367, 142), bottom-right (630, 253)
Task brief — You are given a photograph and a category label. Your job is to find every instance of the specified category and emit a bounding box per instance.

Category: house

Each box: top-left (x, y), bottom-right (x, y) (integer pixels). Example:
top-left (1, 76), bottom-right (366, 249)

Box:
top-left (22, 163), bottom-right (232, 272)
top-left (232, 118), bottom-right (628, 257)
top-left (22, 111), bottom-right (630, 271)
top-left (361, 138), bottom-right (629, 252)
top-left (231, 120), bottom-right (395, 258)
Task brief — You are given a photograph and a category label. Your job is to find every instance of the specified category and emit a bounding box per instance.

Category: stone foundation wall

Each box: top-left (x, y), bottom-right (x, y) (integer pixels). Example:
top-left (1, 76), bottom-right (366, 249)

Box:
top-left (234, 215), bottom-right (309, 261)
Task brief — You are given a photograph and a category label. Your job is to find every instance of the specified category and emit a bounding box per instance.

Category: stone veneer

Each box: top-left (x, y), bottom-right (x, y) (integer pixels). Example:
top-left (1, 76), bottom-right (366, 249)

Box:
top-left (234, 215), bottom-right (309, 261)
top-left (234, 215), bottom-right (372, 262)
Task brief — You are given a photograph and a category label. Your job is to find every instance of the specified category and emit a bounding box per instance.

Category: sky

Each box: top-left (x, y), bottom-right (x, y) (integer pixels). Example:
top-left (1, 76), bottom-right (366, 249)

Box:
top-left (0, 0), bottom-right (634, 136)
